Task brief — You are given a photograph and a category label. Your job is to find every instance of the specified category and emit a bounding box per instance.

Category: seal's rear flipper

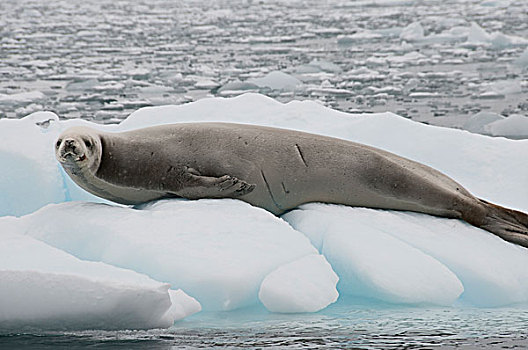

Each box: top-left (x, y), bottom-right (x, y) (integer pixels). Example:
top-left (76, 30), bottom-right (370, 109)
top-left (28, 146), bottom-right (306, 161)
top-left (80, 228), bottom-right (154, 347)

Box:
top-left (477, 199), bottom-right (528, 248)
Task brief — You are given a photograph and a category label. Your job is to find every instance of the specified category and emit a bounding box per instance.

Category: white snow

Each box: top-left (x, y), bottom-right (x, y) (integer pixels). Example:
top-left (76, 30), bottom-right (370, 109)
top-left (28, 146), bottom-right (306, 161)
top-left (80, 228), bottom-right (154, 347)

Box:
top-left (258, 254), bottom-right (339, 313)
top-left (1, 93), bottom-right (528, 331)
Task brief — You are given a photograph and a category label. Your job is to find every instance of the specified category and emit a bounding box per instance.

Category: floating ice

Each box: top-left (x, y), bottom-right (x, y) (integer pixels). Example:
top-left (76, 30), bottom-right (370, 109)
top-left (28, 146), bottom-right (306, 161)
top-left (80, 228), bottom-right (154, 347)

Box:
top-left (399, 22), bottom-right (424, 42)
top-left (463, 111), bottom-right (504, 134)
top-left (217, 80), bottom-right (260, 96)
top-left (395, 21), bottom-right (527, 49)
top-left (464, 22), bottom-right (527, 49)
top-left (0, 91), bottom-right (45, 105)
top-left (485, 114), bottom-right (528, 139)
top-left (1, 93), bottom-right (528, 332)
top-left (258, 254), bottom-right (339, 313)
top-left (514, 47), bottom-right (528, 67)
top-left (294, 60), bottom-right (341, 74)
top-left (0, 228), bottom-right (193, 331)
top-left (248, 71), bottom-right (302, 91)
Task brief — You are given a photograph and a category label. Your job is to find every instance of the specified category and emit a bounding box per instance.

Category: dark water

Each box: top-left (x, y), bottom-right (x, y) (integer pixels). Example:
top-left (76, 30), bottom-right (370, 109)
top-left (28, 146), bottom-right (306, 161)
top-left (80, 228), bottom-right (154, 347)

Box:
top-left (2, 301), bottom-right (528, 349)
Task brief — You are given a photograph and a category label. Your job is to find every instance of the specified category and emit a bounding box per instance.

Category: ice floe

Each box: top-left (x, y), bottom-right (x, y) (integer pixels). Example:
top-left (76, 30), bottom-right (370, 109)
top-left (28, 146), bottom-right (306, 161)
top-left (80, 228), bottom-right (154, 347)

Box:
top-left (1, 93), bottom-right (527, 332)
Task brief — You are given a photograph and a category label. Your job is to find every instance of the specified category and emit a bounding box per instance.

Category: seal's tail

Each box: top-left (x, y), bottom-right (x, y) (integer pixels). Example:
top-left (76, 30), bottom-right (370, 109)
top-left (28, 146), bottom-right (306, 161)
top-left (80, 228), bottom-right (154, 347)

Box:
top-left (475, 198), bottom-right (528, 248)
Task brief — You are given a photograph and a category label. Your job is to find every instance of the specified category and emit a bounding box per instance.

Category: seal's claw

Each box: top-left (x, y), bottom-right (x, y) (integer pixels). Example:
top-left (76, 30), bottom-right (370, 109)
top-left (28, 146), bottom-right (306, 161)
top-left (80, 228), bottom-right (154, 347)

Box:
top-left (216, 175), bottom-right (254, 196)
top-left (217, 175), bottom-right (239, 191)
top-left (233, 182), bottom-right (256, 197)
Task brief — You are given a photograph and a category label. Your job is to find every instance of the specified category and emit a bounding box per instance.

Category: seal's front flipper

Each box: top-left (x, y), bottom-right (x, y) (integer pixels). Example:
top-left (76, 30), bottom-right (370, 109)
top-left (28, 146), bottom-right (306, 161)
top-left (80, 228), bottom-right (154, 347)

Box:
top-left (176, 168), bottom-right (255, 199)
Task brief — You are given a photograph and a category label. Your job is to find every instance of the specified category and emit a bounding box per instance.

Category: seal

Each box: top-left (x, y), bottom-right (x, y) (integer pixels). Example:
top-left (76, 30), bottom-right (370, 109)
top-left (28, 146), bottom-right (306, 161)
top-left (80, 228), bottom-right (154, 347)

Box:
top-left (55, 122), bottom-right (528, 248)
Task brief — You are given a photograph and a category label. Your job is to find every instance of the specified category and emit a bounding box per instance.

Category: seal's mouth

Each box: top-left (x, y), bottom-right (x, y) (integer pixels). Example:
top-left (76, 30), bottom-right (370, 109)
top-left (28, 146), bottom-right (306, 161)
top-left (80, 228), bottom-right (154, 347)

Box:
top-left (58, 150), bottom-right (86, 163)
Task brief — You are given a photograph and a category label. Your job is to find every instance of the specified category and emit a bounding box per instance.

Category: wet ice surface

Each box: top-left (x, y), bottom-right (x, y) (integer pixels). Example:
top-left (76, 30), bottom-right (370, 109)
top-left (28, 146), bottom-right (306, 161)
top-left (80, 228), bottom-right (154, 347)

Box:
top-left (1, 0), bottom-right (527, 128)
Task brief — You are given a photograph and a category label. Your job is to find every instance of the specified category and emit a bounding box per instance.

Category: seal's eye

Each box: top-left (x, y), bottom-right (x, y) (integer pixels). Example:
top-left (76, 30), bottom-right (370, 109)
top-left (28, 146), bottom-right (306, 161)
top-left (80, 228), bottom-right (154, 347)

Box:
top-left (84, 140), bottom-right (92, 148)
top-left (56, 139), bottom-right (62, 148)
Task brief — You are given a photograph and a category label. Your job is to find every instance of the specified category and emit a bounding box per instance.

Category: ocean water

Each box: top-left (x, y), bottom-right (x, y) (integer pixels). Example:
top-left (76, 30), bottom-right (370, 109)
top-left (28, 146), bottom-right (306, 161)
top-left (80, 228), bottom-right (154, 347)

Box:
top-left (2, 0), bottom-right (528, 348)
top-left (1, 0), bottom-right (527, 127)
top-left (2, 301), bottom-right (528, 349)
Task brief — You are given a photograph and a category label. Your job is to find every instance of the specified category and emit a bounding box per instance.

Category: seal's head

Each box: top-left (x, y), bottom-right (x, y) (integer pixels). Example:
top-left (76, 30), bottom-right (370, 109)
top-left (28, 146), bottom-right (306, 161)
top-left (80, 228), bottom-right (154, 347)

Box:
top-left (55, 126), bottom-right (102, 173)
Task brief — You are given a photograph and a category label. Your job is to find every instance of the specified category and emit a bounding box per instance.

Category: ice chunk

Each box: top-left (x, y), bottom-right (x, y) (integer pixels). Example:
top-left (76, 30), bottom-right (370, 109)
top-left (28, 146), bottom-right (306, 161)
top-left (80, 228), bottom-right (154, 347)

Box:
top-left (165, 289), bottom-right (202, 321)
top-left (400, 22), bottom-right (424, 41)
top-left (466, 22), bottom-right (491, 44)
top-left (514, 47), bottom-right (528, 67)
top-left (294, 60), bottom-right (341, 74)
top-left (464, 22), bottom-right (527, 49)
top-left (18, 199), bottom-right (318, 311)
top-left (0, 228), bottom-right (180, 331)
top-left (463, 111), bottom-right (505, 134)
top-left (258, 254), bottom-right (338, 313)
top-left (248, 71), bottom-right (302, 91)
top-left (485, 114), bottom-right (528, 139)
top-left (218, 80), bottom-right (260, 95)
top-left (0, 91), bottom-right (45, 105)
top-left (283, 205), bottom-right (464, 306)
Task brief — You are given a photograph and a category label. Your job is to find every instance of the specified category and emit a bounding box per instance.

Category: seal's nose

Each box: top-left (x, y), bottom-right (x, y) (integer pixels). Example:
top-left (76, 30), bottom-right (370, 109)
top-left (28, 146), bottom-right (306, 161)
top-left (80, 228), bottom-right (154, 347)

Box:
top-left (64, 138), bottom-right (76, 151)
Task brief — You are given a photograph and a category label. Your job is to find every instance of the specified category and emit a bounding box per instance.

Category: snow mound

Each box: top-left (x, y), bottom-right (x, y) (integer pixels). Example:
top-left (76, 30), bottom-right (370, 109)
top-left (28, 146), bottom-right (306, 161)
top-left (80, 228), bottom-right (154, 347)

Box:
top-left (16, 199), bottom-right (318, 311)
top-left (258, 254), bottom-right (339, 313)
top-left (0, 228), bottom-right (189, 331)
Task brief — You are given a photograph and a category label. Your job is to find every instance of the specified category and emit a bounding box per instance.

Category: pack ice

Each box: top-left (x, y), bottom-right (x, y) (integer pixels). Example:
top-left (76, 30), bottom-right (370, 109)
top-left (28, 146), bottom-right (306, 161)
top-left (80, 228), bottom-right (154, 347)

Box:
top-left (0, 93), bottom-right (527, 332)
